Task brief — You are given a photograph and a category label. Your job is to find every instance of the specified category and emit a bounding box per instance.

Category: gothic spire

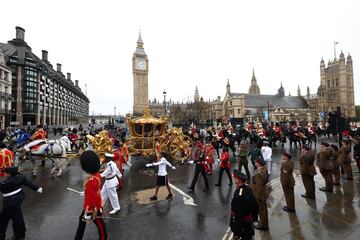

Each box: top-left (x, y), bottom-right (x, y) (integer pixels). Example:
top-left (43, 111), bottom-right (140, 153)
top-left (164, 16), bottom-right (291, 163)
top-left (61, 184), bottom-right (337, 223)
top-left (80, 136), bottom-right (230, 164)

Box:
top-left (137, 31), bottom-right (143, 44)
top-left (226, 79), bottom-right (230, 93)
top-left (135, 31), bottom-right (146, 55)
top-left (251, 68), bottom-right (257, 83)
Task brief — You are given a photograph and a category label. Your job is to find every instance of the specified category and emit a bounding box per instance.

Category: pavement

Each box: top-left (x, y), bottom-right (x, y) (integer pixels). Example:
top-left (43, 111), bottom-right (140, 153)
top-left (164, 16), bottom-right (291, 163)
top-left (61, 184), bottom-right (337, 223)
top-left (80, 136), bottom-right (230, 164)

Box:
top-left (1, 140), bottom-right (360, 240)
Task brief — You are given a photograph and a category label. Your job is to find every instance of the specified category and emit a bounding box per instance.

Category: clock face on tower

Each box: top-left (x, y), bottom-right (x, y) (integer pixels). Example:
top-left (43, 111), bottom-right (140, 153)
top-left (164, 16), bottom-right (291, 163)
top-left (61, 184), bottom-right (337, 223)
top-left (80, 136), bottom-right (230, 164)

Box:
top-left (136, 58), bottom-right (146, 70)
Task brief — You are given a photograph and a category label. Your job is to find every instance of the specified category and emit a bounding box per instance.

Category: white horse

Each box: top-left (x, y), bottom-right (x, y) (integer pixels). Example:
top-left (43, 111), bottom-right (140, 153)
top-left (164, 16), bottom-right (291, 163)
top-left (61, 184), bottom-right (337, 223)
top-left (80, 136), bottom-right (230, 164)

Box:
top-left (18, 136), bottom-right (72, 177)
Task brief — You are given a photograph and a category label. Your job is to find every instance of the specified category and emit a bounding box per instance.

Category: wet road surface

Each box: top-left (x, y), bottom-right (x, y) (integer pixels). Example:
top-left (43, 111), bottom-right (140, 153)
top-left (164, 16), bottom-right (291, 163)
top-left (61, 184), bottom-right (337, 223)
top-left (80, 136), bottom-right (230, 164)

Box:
top-left (2, 141), bottom-right (360, 240)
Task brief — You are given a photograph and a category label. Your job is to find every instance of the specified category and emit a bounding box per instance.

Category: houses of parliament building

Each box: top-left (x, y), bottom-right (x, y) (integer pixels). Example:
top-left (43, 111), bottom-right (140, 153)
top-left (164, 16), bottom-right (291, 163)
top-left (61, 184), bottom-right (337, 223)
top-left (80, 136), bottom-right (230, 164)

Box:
top-left (132, 34), bottom-right (355, 124)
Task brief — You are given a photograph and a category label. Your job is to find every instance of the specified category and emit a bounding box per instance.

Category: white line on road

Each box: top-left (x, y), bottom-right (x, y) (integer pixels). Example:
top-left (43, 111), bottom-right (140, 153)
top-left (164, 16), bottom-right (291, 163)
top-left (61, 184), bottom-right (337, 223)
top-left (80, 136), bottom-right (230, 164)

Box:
top-left (221, 227), bottom-right (231, 240)
top-left (169, 183), bottom-right (197, 206)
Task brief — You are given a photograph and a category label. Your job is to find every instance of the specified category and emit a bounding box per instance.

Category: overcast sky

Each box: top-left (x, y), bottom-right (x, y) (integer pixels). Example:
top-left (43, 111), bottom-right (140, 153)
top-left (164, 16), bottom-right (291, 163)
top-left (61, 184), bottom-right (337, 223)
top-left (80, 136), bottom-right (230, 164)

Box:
top-left (1, 0), bottom-right (359, 115)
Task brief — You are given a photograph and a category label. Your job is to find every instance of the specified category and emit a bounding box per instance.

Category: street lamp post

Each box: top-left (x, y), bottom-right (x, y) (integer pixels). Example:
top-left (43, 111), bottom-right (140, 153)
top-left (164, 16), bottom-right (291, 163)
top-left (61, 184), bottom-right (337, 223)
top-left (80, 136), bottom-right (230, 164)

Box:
top-left (266, 100), bottom-right (271, 123)
top-left (163, 90), bottom-right (167, 115)
top-left (4, 99), bottom-right (9, 128)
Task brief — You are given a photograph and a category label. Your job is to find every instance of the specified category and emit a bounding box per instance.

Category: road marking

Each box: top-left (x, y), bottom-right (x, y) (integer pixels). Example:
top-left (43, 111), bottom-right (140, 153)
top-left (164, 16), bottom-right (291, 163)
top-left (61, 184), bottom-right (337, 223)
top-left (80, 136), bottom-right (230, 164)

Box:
top-left (221, 177), bottom-right (280, 240)
top-left (66, 187), bottom-right (82, 194)
top-left (169, 183), bottom-right (197, 206)
top-left (221, 227), bottom-right (231, 240)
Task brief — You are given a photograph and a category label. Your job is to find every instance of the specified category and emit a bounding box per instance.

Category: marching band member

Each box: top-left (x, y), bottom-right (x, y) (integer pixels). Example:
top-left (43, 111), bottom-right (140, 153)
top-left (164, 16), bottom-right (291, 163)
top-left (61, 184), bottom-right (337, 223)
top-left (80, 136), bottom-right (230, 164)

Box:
top-left (217, 127), bottom-right (223, 143)
top-left (274, 123), bottom-right (282, 138)
top-left (75, 151), bottom-right (107, 240)
top-left (0, 166), bottom-right (42, 240)
top-left (101, 153), bottom-right (122, 214)
top-left (194, 140), bottom-right (204, 163)
top-left (188, 152), bottom-right (209, 192)
top-left (204, 140), bottom-right (214, 175)
top-left (113, 141), bottom-right (125, 189)
top-left (215, 147), bottom-right (232, 187)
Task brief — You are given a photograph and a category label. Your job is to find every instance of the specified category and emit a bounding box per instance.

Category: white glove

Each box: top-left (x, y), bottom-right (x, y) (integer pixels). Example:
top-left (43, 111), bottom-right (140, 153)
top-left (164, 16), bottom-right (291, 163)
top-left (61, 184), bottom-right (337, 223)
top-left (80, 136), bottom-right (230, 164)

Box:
top-left (171, 166), bottom-right (176, 170)
top-left (83, 214), bottom-right (91, 221)
top-left (206, 157), bottom-right (209, 160)
top-left (79, 191), bottom-right (84, 197)
top-left (188, 160), bottom-right (194, 164)
top-left (145, 163), bottom-right (152, 167)
top-left (217, 159), bottom-right (221, 163)
top-left (37, 187), bottom-right (43, 194)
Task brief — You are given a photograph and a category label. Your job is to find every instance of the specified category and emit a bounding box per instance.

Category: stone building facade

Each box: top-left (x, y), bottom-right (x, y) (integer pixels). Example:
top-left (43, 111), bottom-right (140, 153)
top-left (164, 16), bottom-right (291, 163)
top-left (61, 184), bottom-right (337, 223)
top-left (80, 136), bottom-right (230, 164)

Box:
top-left (213, 73), bottom-right (312, 123)
top-left (0, 26), bottom-right (89, 127)
top-left (211, 52), bottom-right (356, 123)
top-left (307, 52), bottom-right (355, 118)
top-left (0, 51), bottom-right (12, 129)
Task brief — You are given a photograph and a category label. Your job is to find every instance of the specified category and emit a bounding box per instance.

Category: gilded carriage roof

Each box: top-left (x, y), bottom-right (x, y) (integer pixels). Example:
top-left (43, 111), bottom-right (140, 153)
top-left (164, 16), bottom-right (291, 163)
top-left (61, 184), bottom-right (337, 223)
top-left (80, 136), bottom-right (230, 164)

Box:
top-left (126, 107), bottom-right (168, 125)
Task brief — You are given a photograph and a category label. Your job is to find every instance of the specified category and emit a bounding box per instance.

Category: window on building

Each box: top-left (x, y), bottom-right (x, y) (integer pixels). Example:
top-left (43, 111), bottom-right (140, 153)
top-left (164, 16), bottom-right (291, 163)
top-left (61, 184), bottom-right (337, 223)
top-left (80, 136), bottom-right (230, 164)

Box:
top-left (230, 101), bottom-right (232, 106)
top-left (237, 109), bottom-right (240, 114)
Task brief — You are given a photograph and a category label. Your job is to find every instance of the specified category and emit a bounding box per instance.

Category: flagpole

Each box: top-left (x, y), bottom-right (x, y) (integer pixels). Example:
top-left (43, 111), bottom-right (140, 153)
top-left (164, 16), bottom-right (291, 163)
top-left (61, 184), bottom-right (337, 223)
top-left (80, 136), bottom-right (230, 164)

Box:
top-left (334, 41), bottom-right (339, 60)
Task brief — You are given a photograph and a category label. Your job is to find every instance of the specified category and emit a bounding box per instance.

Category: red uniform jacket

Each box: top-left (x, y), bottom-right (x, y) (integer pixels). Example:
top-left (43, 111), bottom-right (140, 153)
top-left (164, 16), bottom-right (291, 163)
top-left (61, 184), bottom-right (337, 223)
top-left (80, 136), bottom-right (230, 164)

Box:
top-left (205, 145), bottom-right (214, 164)
top-left (0, 149), bottom-right (14, 177)
top-left (69, 133), bottom-right (79, 145)
top-left (217, 130), bottom-right (223, 140)
top-left (32, 129), bottom-right (46, 140)
top-left (84, 173), bottom-right (102, 211)
top-left (261, 129), bottom-right (267, 138)
top-left (113, 149), bottom-right (125, 173)
top-left (195, 141), bottom-right (204, 160)
top-left (220, 151), bottom-right (230, 169)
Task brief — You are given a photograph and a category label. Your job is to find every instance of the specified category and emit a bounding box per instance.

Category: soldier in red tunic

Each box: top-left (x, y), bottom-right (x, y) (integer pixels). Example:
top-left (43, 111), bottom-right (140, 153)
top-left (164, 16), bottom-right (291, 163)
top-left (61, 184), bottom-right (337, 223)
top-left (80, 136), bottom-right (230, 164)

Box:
top-left (112, 141), bottom-right (125, 189)
top-left (215, 147), bottom-right (233, 187)
top-left (0, 144), bottom-right (14, 177)
top-left (194, 140), bottom-right (204, 162)
top-left (204, 140), bottom-right (214, 175)
top-left (74, 150), bottom-right (107, 240)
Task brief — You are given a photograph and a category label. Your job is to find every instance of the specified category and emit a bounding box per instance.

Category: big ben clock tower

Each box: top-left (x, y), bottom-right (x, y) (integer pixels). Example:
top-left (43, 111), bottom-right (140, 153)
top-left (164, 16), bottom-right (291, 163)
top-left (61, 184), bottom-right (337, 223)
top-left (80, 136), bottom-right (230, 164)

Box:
top-left (132, 32), bottom-right (149, 116)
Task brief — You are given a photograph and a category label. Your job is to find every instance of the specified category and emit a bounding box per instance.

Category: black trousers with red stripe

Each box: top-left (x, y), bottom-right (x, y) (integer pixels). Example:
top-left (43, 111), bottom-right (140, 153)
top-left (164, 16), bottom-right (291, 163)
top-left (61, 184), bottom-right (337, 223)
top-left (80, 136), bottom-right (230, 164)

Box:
top-left (74, 210), bottom-right (107, 240)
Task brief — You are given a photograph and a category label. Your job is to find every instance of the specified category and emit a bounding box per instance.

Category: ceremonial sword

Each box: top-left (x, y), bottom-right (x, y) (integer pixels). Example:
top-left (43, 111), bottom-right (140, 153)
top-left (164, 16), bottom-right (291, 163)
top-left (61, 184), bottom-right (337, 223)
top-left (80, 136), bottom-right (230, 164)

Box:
top-left (66, 187), bottom-right (125, 221)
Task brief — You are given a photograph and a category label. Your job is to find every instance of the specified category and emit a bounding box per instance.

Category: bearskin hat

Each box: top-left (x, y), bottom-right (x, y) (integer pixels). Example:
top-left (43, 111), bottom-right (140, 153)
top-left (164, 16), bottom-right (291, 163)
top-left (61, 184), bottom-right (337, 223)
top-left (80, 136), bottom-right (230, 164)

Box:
top-left (80, 150), bottom-right (100, 174)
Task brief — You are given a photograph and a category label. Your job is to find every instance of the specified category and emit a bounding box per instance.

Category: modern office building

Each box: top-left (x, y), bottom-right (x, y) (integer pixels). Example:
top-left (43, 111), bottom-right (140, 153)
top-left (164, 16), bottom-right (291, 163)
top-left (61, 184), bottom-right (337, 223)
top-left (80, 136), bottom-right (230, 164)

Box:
top-left (0, 26), bottom-right (89, 127)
